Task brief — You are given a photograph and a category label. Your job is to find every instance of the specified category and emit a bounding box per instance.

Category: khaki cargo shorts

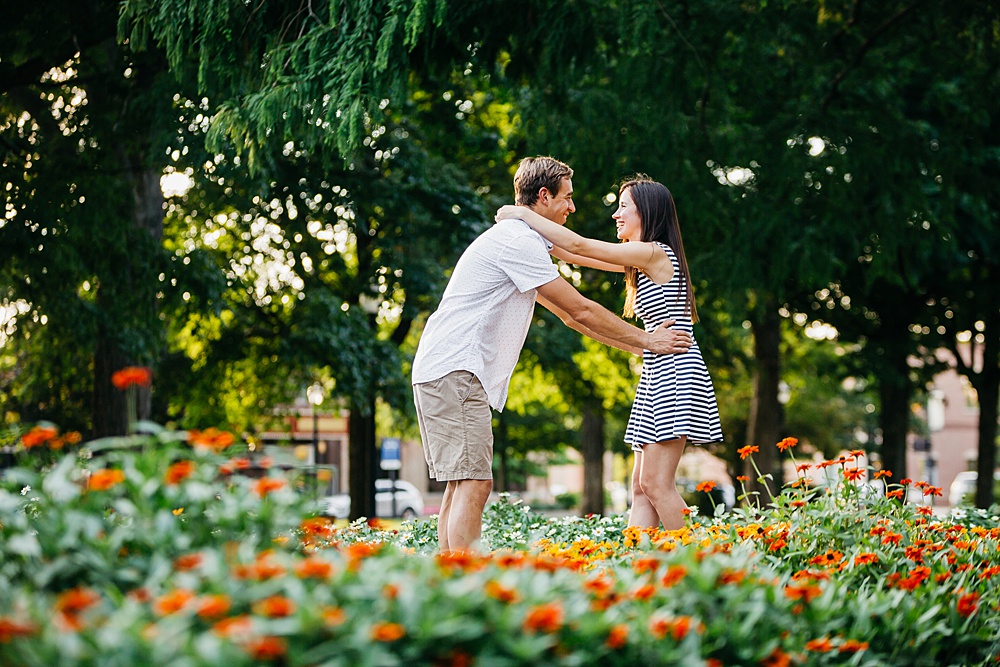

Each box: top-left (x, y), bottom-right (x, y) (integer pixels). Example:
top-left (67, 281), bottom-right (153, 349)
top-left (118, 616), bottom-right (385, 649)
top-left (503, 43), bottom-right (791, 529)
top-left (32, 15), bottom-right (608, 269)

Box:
top-left (413, 370), bottom-right (493, 481)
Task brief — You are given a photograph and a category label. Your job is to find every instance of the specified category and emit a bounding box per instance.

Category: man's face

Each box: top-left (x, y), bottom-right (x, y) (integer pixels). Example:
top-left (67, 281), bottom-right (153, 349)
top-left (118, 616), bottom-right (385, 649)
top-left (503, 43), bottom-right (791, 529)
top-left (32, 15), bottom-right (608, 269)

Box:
top-left (535, 177), bottom-right (576, 225)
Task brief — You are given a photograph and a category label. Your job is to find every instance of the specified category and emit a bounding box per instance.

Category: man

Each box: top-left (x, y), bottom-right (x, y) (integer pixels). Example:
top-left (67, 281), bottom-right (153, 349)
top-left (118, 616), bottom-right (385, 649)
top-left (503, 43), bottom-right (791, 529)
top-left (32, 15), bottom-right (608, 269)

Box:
top-left (412, 156), bottom-right (692, 552)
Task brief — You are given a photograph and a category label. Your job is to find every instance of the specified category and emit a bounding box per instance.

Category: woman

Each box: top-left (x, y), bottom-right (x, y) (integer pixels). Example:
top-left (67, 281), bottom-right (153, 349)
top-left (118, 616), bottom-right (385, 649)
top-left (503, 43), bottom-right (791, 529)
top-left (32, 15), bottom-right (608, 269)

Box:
top-left (496, 177), bottom-right (722, 529)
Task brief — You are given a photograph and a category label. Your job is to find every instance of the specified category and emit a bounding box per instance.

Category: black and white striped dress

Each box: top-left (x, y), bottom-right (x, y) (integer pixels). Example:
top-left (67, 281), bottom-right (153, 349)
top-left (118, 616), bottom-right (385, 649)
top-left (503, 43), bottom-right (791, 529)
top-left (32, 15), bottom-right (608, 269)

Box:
top-left (624, 241), bottom-right (723, 450)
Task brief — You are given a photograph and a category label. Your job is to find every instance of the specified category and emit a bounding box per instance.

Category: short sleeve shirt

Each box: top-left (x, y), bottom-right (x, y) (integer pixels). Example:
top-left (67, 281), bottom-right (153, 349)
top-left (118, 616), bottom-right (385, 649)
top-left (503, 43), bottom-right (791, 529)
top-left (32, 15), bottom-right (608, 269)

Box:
top-left (412, 218), bottom-right (560, 410)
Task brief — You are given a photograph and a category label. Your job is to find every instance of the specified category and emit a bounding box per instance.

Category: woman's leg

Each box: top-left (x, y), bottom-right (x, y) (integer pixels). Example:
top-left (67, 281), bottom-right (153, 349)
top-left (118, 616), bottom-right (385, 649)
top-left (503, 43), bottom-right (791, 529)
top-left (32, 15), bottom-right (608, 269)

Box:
top-left (627, 451), bottom-right (661, 528)
top-left (637, 437), bottom-right (688, 530)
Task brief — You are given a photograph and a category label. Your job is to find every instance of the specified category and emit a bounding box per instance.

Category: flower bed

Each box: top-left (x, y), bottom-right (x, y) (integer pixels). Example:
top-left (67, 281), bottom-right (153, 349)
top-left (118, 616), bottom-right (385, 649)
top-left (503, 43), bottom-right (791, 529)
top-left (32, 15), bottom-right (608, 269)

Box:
top-left (1, 427), bottom-right (998, 665)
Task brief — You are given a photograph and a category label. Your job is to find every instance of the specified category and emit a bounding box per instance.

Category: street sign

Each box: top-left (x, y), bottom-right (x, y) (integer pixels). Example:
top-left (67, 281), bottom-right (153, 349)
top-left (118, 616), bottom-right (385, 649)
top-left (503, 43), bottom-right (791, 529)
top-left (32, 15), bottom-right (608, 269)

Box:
top-left (380, 437), bottom-right (401, 471)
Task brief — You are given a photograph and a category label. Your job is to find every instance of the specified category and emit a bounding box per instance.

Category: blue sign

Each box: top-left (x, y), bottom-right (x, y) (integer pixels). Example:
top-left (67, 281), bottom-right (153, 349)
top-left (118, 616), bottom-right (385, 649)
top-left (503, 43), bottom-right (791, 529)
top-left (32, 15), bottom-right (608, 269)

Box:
top-left (380, 437), bottom-right (401, 471)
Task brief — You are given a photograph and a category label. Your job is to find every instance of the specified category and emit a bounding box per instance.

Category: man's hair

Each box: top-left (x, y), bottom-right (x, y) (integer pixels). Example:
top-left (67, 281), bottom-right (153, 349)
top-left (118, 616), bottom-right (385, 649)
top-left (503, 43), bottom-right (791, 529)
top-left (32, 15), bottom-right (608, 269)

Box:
top-left (513, 156), bottom-right (573, 206)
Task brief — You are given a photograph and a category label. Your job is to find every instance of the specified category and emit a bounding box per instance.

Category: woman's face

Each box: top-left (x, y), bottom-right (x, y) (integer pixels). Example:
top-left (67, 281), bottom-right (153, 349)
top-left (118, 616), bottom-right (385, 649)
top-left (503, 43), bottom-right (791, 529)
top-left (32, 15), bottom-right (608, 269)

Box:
top-left (613, 188), bottom-right (642, 242)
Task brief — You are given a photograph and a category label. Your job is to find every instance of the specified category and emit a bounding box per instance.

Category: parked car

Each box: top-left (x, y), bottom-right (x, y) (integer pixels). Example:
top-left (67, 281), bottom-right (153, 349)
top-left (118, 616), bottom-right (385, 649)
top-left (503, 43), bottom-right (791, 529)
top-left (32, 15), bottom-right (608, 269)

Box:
top-left (949, 470), bottom-right (1000, 507)
top-left (322, 479), bottom-right (424, 520)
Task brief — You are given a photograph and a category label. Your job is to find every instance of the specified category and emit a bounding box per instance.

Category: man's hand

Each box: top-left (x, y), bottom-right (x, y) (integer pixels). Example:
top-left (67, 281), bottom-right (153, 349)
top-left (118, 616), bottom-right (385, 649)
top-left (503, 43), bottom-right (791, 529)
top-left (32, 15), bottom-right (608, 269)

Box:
top-left (646, 320), bottom-right (693, 354)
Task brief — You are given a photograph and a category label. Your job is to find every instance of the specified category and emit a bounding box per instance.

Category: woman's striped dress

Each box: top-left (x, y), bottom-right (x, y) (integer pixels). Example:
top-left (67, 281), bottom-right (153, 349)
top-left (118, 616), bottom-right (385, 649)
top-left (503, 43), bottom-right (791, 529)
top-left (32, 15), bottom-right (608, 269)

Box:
top-left (624, 241), bottom-right (723, 450)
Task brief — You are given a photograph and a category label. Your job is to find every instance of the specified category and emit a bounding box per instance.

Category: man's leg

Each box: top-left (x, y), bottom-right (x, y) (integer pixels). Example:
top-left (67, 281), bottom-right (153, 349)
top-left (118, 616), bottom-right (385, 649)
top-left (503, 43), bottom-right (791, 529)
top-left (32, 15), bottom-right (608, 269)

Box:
top-left (438, 481), bottom-right (457, 552)
top-left (443, 479), bottom-right (493, 552)
top-left (638, 437), bottom-right (688, 530)
top-left (627, 451), bottom-right (661, 528)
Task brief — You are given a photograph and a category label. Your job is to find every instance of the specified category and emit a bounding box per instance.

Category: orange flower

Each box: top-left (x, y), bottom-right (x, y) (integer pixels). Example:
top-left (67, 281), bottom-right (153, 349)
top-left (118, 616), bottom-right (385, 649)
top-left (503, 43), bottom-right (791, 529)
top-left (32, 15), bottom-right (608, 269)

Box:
top-left (853, 553), bottom-right (879, 566)
top-left (784, 583), bottom-right (823, 603)
top-left (165, 460), bottom-right (196, 485)
top-left (717, 569), bottom-right (746, 585)
top-left (300, 517), bottom-right (336, 537)
top-left (838, 638), bottom-right (869, 653)
top-left (173, 552), bottom-right (203, 571)
top-left (86, 469), bottom-right (126, 491)
top-left (383, 584), bottom-right (400, 600)
top-left (776, 437), bottom-right (798, 451)
top-left (761, 647), bottom-right (791, 667)
top-left (737, 445), bottom-right (759, 459)
top-left (196, 595), bottom-right (231, 619)
top-left (54, 588), bottom-right (100, 616)
top-left (153, 589), bottom-right (195, 616)
top-left (485, 580), bottom-right (520, 604)
top-left (523, 602), bottom-right (563, 634)
top-left (661, 564), bottom-right (688, 587)
top-left (371, 622), bottom-right (406, 642)
top-left (212, 615), bottom-right (253, 639)
top-left (648, 615), bottom-right (694, 641)
top-left (808, 550), bottom-right (844, 568)
top-left (111, 366), bottom-right (152, 389)
top-left (736, 475), bottom-right (749, 483)
top-left (843, 468), bottom-right (865, 482)
top-left (0, 616), bottom-right (36, 643)
top-left (632, 557), bottom-right (659, 574)
top-left (886, 489), bottom-right (905, 500)
top-left (695, 480), bottom-right (717, 493)
top-left (20, 426), bottom-right (58, 449)
top-left (873, 470), bottom-right (891, 479)
top-left (243, 636), bottom-right (286, 661)
top-left (605, 624), bottom-right (629, 650)
top-left (805, 637), bottom-right (833, 652)
top-left (294, 557), bottom-right (333, 579)
top-left (188, 427), bottom-right (236, 452)
top-left (322, 606), bottom-right (347, 627)
top-left (957, 592), bottom-right (980, 617)
top-left (252, 595), bottom-right (296, 618)
top-left (252, 477), bottom-right (285, 497)
top-left (631, 583), bottom-right (657, 601)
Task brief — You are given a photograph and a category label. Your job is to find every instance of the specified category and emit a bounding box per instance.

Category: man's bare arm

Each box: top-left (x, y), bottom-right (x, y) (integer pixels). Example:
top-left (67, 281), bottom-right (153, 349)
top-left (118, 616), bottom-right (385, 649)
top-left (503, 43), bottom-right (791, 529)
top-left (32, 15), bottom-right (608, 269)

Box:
top-left (536, 293), bottom-right (644, 355)
top-left (535, 276), bottom-right (692, 355)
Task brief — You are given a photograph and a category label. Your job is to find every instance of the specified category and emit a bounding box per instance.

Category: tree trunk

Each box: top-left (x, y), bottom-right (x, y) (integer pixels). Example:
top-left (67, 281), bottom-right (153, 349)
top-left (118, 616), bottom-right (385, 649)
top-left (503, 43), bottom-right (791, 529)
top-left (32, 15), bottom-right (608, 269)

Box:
top-left (878, 346), bottom-right (911, 483)
top-left (92, 338), bottom-right (129, 437)
top-left (348, 397), bottom-right (377, 521)
top-left (745, 297), bottom-right (782, 501)
top-left (89, 44), bottom-right (163, 436)
top-left (579, 396), bottom-right (605, 517)
top-left (973, 312), bottom-right (1000, 509)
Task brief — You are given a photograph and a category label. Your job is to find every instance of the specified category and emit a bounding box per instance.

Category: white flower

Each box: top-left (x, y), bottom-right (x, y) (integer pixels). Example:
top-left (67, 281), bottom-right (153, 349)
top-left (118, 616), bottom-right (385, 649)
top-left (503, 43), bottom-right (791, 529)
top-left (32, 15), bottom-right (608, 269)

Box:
top-left (21, 485), bottom-right (30, 495)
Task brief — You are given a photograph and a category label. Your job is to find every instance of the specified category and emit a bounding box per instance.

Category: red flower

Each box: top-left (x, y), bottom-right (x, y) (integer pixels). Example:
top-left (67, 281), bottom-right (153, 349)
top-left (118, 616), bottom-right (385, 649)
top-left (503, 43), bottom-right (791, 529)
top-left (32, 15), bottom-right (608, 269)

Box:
top-left (111, 366), bottom-right (152, 390)
top-left (957, 592), bottom-right (980, 617)
top-left (0, 616), bottom-right (36, 643)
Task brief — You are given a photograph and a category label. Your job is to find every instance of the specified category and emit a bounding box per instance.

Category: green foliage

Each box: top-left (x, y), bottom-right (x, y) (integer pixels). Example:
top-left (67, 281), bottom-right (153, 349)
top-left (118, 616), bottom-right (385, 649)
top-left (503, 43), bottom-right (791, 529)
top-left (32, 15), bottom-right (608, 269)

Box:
top-left (1, 430), bottom-right (999, 665)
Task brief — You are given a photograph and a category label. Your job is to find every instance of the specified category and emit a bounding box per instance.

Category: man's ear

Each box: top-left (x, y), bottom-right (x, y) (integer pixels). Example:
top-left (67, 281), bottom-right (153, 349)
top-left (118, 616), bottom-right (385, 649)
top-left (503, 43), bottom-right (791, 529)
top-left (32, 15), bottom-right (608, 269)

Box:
top-left (537, 188), bottom-right (549, 204)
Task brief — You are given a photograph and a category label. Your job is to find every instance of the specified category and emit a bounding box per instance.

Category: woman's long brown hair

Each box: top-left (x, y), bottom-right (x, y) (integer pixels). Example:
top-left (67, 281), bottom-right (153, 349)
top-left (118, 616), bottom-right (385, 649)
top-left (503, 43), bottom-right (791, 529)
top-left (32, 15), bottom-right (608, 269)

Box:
top-left (621, 178), bottom-right (699, 323)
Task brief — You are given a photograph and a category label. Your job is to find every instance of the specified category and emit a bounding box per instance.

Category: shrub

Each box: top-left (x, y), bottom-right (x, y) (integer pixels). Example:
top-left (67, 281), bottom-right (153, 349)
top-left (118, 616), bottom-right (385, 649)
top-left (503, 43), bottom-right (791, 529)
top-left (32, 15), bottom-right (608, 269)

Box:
top-left (1, 428), bottom-right (998, 666)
